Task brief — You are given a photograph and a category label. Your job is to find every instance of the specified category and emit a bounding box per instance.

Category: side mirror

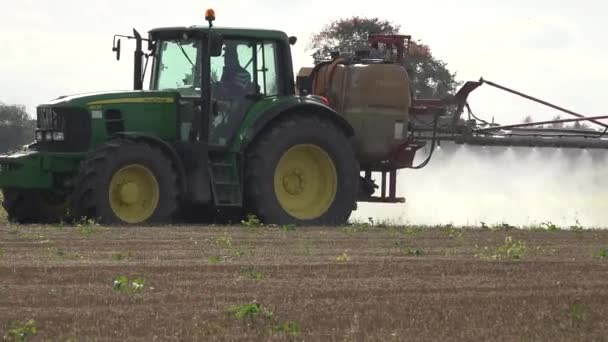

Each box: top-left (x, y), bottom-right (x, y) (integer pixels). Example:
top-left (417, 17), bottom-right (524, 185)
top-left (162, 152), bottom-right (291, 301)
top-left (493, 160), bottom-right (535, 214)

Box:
top-left (112, 39), bottom-right (121, 61)
top-left (209, 32), bottom-right (224, 57)
top-left (289, 36), bottom-right (298, 46)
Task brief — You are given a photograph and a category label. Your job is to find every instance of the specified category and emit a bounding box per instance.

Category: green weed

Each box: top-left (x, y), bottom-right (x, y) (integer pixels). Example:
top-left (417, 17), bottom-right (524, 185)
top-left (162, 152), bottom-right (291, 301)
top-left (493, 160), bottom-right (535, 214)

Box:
top-left (5, 319), bottom-right (37, 342)
top-left (569, 219), bottom-right (584, 232)
top-left (394, 241), bottom-right (423, 256)
top-left (529, 221), bottom-right (561, 232)
top-left (111, 252), bottom-right (133, 261)
top-left (567, 303), bottom-right (586, 322)
top-left (226, 302), bottom-right (273, 320)
top-left (207, 255), bottom-right (223, 264)
top-left (301, 241), bottom-right (312, 256)
top-left (213, 232), bottom-right (233, 249)
top-left (0, 247), bottom-right (4, 258)
top-left (280, 224), bottom-right (296, 232)
top-left (231, 247), bottom-right (253, 258)
top-left (47, 246), bottom-right (82, 260)
top-left (478, 236), bottom-right (527, 260)
top-left (541, 221), bottom-right (560, 231)
top-left (340, 222), bottom-right (369, 233)
top-left (490, 222), bottom-right (518, 231)
top-left (241, 267), bottom-right (264, 280)
top-left (112, 275), bottom-right (145, 293)
top-left (336, 250), bottom-right (350, 262)
top-left (241, 214), bottom-right (262, 229)
top-left (598, 248), bottom-right (608, 259)
top-left (55, 221), bottom-right (65, 232)
top-left (441, 224), bottom-right (463, 238)
top-left (76, 218), bottom-right (102, 236)
top-left (273, 321), bottom-right (302, 336)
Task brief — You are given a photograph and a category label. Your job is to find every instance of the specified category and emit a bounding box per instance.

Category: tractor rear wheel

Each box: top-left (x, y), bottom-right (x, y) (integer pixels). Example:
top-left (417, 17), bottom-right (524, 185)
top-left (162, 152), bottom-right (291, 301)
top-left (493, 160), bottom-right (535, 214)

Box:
top-left (69, 140), bottom-right (178, 225)
top-left (1, 189), bottom-right (67, 224)
top-left (245, 114), bottom-right (359, 225)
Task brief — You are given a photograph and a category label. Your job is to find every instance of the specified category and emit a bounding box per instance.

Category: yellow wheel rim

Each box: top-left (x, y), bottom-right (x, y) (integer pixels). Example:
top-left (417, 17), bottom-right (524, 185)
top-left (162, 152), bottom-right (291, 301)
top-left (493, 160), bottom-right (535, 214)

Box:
top-left (274, 144), bottom-right (337, 220)
top-left (109, 164), bottom-right (160, 224)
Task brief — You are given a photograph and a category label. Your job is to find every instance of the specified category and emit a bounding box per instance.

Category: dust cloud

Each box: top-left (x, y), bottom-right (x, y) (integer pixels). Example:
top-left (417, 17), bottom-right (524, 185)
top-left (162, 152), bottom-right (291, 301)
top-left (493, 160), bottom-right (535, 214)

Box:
top-left (353, 142), bottom-right (608, 227)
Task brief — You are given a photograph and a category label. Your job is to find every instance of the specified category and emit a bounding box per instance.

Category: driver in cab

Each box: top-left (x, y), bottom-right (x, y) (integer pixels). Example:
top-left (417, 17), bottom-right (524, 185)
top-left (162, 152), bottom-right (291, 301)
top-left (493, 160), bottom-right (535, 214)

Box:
top-left (218, 43), bottom-right (252, 98)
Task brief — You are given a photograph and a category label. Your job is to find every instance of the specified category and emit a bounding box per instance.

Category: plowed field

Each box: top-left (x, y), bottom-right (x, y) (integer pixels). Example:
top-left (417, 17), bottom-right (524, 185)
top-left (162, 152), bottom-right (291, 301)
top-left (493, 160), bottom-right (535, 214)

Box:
top-left (1, 224), bottom-right (607, 341)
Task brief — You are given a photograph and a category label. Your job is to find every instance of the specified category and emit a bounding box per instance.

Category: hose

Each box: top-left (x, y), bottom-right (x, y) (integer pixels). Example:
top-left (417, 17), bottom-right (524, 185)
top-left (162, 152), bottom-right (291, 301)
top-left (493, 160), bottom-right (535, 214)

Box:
top-left (411, 110), bottom-right (440, 170)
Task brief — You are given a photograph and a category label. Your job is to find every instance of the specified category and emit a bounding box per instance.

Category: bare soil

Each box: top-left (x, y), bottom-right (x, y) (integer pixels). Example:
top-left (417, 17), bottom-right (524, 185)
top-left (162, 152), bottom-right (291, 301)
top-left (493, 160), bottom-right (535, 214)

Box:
top-left (1, 223), bottom-right (607, 341)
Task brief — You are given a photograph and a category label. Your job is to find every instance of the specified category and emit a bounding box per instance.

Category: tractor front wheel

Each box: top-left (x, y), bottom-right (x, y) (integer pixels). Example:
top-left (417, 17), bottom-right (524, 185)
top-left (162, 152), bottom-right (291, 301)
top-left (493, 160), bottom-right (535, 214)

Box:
top-left (69, 140), bottom-right (178, 225)
top-left (245, 114), bottom-right (359, 225)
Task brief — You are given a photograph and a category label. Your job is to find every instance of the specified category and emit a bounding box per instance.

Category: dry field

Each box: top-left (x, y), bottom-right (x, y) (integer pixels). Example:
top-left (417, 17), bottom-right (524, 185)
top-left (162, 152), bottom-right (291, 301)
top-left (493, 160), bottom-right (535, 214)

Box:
top-left (1, 218), bottom-right (608, 341)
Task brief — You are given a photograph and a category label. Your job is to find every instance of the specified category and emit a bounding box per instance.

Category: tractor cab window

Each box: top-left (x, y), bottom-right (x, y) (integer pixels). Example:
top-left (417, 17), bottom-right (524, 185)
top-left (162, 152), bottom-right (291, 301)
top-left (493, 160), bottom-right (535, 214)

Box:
top-left (208, 39), bottom-right (281, 146)
top-left (256, 42), bottom-right (280, 96)
top-left (154, 39), bottom-right (201, 96)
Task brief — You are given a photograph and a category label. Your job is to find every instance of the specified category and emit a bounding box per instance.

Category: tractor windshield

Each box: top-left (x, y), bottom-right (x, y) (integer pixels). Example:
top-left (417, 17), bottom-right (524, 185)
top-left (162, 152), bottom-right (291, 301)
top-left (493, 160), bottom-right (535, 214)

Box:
top-left (153, 39), bottom-right (201, 96)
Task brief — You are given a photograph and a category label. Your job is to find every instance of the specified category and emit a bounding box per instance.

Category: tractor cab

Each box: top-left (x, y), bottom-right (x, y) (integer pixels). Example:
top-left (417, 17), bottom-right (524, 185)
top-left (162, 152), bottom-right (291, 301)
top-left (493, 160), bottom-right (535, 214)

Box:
top-left (112, 21), bottom-right (296, 147)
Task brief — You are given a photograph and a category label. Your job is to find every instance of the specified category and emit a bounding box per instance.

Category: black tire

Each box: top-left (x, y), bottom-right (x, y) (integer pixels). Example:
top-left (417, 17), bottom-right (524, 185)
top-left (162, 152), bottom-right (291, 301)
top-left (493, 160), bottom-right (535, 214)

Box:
top-left (1, 188), bottom-right (67, 224)
top-left (245, 114), bottom-right (359, 225)
top-left (69, 139), bottom-right (179, 225)
top-left (177, 203), bottom-right (245, 225)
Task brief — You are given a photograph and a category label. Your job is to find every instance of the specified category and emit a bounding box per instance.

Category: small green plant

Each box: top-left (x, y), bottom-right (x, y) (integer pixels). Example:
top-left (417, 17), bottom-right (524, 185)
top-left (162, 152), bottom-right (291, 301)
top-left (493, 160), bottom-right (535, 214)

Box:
top-left (111, 252), bottom-right (133, 261)
top-left (47, 247), bottom-right (82, 260)
top-left (340, 222), bottom-right (369, 233)
top-left (231, 247), bottom-right (253, 258)
top-left (598, 248), bottom-right (608, 259)
top-left (6, 319), bottom-right (37, 342)
top-left (478, 236), bottom-right (527, 260)
top-left (567, 303), bottom-right (586, 322)
top-left (569, 219), bottom-right (584, 232)
top-left (76, 218), bottom-right (101, 236)
top-left (541, 221), bottom-right (560, 231)
top-left (280, 224), bottom-right (296, 232)
top-left (301, 241), bottom-right (312, 256)
top-left (241, 214), bottom-right (262, 229)
top-left (241, 267), bottom-right (264, 280)
top-left (336, 250), bottom-right (350, 262)
top-left (394, 241), bottom-right (423, 256)
top-left (273, 321), bottom-right (302, 336)
top-left (226, 302), bottom-right (273, 320)
top-left (207, 255), bottom-right (223, 264)
top-left (490, 222), bottom-right (518, 231)
top-left (213, 232), bottom-right (233, 249)
top-left (56, 221), bottom-right (66, 232)
top-left (112, 275), bottom-right (145, 293)
top-left (0, 247), bottom-right (4, 258)
top-left (441, 224), bottom-right (463, 238)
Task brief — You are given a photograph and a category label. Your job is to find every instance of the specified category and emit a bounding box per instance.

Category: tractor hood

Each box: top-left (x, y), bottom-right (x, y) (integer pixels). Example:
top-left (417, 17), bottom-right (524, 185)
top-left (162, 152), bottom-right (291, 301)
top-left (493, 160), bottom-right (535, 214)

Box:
top-left (43, 90), bottom-right (179, 108)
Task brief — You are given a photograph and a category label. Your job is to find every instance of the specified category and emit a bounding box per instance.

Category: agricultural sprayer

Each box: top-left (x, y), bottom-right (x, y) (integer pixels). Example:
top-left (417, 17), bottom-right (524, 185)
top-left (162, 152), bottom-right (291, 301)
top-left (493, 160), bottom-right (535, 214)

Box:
top-left (1, 11), bottom-right (605, 225)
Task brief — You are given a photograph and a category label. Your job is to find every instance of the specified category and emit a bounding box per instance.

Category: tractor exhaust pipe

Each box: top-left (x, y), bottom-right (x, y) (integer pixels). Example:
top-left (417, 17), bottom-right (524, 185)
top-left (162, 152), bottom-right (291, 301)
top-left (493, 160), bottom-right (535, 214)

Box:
top-left (133, 29), bottom-right (143, 91)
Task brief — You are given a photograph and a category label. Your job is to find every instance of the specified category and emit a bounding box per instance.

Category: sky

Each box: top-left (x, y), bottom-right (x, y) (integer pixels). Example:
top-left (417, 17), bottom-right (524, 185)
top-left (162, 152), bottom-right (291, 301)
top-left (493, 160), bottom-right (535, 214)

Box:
top-left (2, 0), bottom-right (607, 126)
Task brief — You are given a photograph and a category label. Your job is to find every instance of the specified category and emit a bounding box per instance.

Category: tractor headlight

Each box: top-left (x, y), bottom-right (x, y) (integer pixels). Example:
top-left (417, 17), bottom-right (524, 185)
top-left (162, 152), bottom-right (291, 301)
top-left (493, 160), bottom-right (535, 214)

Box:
top-left (45, 132), bottom-right (53, 141)
top-left (52, 132), bottom-right (65, 141)
top-left (36, 131), bottom-right (43, 141)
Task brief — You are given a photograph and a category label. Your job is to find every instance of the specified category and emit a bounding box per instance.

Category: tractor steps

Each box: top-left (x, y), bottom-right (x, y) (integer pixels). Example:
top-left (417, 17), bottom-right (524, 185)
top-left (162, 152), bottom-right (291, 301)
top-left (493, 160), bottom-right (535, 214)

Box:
top-left (209, 153), bottom-right (242, 207)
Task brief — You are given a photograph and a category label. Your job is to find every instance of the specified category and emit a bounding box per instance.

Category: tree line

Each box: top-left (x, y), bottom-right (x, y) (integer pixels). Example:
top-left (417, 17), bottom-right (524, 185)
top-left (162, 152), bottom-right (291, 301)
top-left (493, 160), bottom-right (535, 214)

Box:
top-left (0, 103), bottom-right (35, 153)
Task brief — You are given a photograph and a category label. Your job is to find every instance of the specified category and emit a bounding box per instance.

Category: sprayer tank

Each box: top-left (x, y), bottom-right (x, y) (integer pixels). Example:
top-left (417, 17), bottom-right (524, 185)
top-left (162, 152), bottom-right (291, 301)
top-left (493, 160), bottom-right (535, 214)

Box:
top-left (312, 63), bottom-right (412, 164)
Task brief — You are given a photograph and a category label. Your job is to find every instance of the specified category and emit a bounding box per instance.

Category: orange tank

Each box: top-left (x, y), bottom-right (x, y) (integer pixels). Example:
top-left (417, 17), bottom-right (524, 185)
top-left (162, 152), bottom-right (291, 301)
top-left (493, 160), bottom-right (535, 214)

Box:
top-left (301, 61), bottom-right (412, 164)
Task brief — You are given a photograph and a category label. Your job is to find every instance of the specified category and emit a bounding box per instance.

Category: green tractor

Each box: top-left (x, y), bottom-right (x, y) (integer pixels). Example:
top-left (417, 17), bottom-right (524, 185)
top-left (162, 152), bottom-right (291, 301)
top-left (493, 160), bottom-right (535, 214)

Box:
top-left (0, 11), bottom-right (422, 226)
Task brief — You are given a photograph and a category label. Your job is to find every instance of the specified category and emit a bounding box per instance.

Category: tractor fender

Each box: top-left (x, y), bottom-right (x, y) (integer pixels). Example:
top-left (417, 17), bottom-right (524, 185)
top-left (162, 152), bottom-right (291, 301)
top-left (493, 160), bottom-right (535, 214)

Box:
top-left (242, 97), bottom-right (354, 149)
top-left (114, 132), bottom-right (188, 193)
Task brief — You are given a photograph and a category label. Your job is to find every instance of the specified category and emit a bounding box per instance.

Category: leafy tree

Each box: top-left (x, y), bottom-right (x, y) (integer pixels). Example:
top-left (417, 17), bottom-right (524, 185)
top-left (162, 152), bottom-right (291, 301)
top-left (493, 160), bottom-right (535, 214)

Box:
top-left (0, 103), bottom-right (35, 152)
top-left (309, 16), bottom-right (460, 98)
